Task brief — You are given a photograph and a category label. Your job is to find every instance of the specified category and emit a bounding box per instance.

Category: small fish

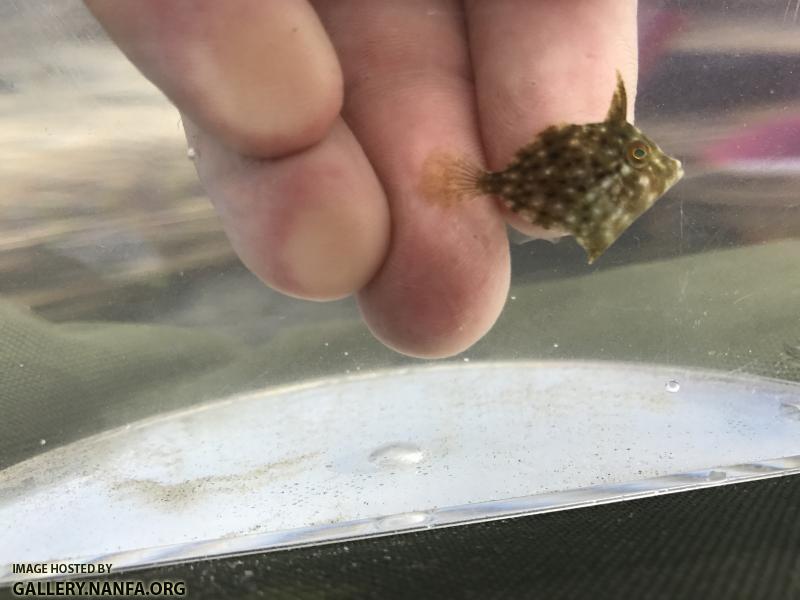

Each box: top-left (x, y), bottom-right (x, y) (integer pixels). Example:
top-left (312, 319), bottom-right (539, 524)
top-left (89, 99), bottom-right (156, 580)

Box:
top-left (421, 71), bottom-right (684, 262)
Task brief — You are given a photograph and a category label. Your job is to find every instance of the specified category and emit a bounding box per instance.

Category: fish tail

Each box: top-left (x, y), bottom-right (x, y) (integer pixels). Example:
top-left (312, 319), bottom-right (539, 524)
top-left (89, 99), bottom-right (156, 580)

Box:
top-left (420, 151), bottom-right (485, 207)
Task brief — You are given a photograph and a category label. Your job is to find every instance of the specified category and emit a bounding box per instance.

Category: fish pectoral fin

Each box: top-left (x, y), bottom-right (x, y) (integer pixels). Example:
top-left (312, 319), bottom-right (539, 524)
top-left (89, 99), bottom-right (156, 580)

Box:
top-left (605, 70), bottom-right (628, 124)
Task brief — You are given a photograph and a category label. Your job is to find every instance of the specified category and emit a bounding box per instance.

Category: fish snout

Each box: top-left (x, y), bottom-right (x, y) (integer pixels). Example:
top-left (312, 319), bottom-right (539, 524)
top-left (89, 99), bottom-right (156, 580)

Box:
top-left (674, 157), bottom-right (684, 178)
top-left (668, 156), bottom-right (684, 186)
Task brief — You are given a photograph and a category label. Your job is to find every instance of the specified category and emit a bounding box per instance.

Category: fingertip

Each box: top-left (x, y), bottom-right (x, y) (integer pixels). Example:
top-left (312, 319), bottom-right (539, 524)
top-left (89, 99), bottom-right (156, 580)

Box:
top-left (87, 0), bottom-right (344, 158)
top-left (202, 36), bottom-right (344, 158)
top-left (266, 194), bottom-right (389, 302)
top-left (359, 274), bottom-right (510, 359)
top-left (360, 299), bottom-right (507, 359)
top-left (357, 209), bottom-right (511, 359)
top-left (192, 118), bottom-right (390, 303)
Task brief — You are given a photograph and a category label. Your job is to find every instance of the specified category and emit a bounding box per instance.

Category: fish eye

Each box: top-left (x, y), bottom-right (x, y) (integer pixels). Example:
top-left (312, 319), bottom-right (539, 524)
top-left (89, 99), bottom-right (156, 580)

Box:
top-left (627, 141), bottom-right (649, 165)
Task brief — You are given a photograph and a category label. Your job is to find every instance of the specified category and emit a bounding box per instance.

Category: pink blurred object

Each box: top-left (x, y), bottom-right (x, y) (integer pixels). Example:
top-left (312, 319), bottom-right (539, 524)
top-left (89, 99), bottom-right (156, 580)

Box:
top-left (702, 116), bottom-right (800, 173)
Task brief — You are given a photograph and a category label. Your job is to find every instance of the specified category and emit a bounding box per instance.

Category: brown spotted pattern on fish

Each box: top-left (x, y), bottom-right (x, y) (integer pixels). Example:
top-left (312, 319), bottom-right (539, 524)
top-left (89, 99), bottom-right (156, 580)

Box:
top-left (421, 71), bottom-right (684, 263)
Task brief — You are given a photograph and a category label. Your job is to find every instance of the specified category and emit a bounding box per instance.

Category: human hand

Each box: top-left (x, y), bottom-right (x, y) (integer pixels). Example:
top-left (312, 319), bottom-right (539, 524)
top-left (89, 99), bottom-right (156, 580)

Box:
top-left (85, 0), bottom-right (637, 358)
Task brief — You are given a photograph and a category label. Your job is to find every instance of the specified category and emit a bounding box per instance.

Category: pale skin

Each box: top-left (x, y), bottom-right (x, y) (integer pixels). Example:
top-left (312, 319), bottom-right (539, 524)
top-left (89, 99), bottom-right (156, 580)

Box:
top-left (85, 0), bottom-right (638, 358)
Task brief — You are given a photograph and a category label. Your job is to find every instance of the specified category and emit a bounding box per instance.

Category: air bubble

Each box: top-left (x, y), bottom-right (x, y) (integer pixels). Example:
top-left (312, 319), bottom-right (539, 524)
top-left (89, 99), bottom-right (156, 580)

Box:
top-left (780, 402), bottom-right (800, 420)
top-left (186, 147), bottom-right (197, 160)
top-left (665, 380), bottom-right (680, 393)
top-left (368, 442), bottom-right (424, 467)
top-left (375, 511), bottom-right (431, 531)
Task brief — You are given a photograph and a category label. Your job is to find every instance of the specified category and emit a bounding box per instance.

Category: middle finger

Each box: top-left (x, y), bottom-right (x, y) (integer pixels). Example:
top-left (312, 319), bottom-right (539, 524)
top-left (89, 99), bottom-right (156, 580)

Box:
top-left (316, 0), bottom-right (511, 358)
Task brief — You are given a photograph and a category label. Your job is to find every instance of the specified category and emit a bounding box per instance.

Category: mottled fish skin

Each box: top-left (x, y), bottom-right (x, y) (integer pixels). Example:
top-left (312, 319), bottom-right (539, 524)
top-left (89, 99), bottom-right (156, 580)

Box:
top-left (478, 71), bottom-right (683, 262)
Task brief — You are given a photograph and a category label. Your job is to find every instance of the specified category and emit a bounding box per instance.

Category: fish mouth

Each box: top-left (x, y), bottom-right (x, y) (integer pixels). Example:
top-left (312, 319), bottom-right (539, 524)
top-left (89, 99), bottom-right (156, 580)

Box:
top-left (667, 157), bottom-right (684, 189)
top-left (674, 158), bottom-right (685, 179)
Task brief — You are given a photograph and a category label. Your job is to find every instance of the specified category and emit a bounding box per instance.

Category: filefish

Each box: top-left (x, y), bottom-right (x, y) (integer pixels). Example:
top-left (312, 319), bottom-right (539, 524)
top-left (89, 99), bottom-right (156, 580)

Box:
top-left (421, 71), bottom-right (684, 263)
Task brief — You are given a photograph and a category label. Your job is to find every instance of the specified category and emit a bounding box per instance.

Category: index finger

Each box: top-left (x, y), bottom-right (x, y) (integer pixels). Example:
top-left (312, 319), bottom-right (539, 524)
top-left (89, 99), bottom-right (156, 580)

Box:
top-left (85, 0), bottom-right (343, 157)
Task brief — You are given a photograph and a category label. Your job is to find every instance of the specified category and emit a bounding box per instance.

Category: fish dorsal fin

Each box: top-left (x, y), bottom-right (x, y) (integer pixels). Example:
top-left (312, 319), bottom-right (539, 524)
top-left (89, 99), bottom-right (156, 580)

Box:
top-left (606, 70), bottom-right (628, 124)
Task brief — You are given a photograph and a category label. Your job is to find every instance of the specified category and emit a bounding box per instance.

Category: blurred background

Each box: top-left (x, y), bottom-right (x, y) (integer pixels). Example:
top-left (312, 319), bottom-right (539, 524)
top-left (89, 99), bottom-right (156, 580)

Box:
top-left (1, 0), bottom-right (800, 465)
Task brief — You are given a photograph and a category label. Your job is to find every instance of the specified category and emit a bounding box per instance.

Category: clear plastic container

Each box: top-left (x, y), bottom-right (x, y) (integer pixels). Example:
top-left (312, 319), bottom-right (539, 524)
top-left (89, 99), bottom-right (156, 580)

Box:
top-left (1, 0), bottom-right (799, 580)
